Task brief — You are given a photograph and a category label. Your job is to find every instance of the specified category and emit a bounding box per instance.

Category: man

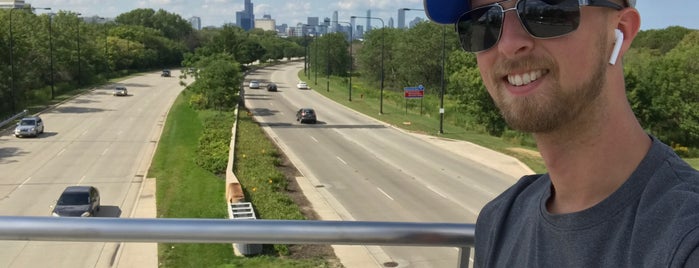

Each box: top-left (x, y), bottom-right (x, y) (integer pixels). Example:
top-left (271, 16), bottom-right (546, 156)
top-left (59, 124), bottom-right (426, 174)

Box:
top-left (424, 0), bottom-right (699, 267)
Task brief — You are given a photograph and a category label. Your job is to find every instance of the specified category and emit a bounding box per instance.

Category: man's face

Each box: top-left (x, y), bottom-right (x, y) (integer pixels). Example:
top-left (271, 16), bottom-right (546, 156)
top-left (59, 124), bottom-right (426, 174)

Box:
top-left (473, 0), bottom-right (610, 133)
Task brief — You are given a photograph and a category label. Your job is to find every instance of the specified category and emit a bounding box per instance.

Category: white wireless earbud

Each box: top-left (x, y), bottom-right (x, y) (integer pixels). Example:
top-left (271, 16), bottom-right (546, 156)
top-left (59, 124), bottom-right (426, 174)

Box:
top-left (609, 29), bottom-right (624, 65)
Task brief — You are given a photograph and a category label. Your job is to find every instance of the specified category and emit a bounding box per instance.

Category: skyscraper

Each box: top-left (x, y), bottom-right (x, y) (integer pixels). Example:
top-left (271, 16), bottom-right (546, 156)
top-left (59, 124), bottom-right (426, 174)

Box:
top-left (366, 10), bottom-right (371, 31)
top-left (235, 0), bottom-right (255, 31)
top-left (332, 11), bottom-right (339, 33)
top-left (189, 16), bottom-right (201, 30)
top-left (397, 8), bottom-right (406, 29)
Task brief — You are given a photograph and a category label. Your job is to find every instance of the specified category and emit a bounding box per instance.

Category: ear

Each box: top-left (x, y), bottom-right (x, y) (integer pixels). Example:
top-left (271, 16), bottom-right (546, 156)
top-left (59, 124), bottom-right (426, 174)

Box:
top-left (613, 8), bottom-right (641, 61)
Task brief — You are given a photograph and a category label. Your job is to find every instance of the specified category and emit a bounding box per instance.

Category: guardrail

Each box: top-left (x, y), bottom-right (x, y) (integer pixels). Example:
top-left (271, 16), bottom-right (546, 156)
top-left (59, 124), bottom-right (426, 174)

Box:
top-left (0, 109), bottom-right (27, 130)
top-left (0, 216), bottom-right (474, 267)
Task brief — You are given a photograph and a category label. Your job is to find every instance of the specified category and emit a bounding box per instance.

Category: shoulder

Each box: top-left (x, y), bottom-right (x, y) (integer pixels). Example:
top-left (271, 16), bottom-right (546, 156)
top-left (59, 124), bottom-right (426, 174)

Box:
top-left (477, 174), bottom-right (548, 223)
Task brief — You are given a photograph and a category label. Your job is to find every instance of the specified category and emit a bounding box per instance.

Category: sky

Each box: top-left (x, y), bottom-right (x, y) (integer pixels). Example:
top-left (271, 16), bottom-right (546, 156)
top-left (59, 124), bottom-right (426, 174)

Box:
top-left (26, 0), bottom-right (699, 31)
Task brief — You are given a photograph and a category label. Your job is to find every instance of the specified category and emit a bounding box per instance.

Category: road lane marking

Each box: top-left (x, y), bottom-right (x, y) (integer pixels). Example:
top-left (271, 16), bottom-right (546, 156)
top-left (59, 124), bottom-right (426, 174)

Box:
top-left (427, 185), bottom-right (448, 199)
top-left (377, 187), bottom-right (394, 201)
top-left (57, 148), bottom-right (66, 156)
top-left (336, 156), bottom-right (347, 165)
top-left (101, 147), bottom-right (110, 156)
top-left (19, 177), bottom-right (31, 188)
top-left (81, 130), bottom-right (88, 136)
top-left (311, 136), bottom-right (318, 143)
top-left (78, 175), bottom-right (86, 185)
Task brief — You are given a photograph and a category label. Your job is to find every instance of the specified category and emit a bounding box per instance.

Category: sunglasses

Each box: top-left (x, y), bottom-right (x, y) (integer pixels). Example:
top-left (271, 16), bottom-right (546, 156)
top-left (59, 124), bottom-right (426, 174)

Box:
top-left (455, 0), bottom-right (624, 52)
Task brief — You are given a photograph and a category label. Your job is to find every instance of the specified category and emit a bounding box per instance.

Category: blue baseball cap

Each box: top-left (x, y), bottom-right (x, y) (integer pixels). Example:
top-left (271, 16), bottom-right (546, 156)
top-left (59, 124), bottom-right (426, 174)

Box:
top-left (423, 0), bottom-right (635, 25)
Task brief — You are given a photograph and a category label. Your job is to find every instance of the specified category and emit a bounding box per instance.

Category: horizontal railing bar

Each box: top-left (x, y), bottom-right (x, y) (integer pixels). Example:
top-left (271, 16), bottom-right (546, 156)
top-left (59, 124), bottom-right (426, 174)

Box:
top-left (0, 216), bottom-right (475, 247)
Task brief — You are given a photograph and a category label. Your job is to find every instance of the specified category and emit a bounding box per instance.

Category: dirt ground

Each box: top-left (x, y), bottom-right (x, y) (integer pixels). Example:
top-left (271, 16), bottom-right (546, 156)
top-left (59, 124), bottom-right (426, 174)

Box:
top-left (275, 149), bottom-right (344, 267)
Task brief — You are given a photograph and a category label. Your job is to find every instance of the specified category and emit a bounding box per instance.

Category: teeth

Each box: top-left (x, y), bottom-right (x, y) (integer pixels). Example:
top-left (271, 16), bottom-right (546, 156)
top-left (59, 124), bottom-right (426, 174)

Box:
top-left (507, 70), bottom-right (545, 86)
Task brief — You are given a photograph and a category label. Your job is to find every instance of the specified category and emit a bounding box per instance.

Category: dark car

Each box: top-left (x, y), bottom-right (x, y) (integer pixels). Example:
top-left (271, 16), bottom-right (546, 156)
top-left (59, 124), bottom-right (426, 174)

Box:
top-left (296, 108), bottom-right (317, 124)
top-left (51, 186), bottom-right (101, 217)
top-left (161, 69), bottom-right (171, 77)
top-left (14, 116), bottom-right (44, 138)
top-left (267, 83), bottom-right (278, 92)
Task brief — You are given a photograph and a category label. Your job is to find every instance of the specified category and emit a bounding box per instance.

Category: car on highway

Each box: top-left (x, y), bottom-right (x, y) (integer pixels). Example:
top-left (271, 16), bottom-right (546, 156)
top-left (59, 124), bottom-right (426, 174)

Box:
top-left (161, 69), bottom-right (171, 77)
top-left (296, 108), bottom-right (317, 124)
top-left (249, 80), bottom-right (260, 89)
top-left (113, 86), bottom-right (128, 96)
top-left (267, 82), bottom-right (278, 92)
top-left (51, 186), bottom-right (101, 217)
top-left (296, 81), bottom-right (308, 89)
top-left (14, 116), bottom-right (44, 138)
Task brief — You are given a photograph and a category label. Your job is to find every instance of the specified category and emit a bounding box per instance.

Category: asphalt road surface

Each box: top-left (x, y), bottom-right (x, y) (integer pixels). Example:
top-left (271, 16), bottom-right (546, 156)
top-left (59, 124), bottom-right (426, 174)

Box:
top-left (244, 62), bottom-right (519, 267)
top-left (0, 71), bottom-right (187, 267)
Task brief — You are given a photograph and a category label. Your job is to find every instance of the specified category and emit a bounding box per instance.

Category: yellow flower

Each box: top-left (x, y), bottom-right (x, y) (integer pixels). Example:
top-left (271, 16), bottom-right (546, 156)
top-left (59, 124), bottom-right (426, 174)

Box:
top-left (252, 187), bottom-right (257, 192)
top-left (268, 179), bottom-right (273, 184)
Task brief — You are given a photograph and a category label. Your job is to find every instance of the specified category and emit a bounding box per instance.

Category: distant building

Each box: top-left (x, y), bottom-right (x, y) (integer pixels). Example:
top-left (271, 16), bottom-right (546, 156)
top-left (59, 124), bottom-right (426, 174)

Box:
top-left (332, 11), bottom-right (339, 33)
top-left (0, 0), bottom-right (24, 8)
top-left (397, 8), bottom-right (406, 29)
top-left (408, 17), bottom-right (424, 28)
top-left (236, 0), bottom-right (255, 31)
top-left (366, 10), bottom-right (371, 30)
top-left (388, 17), bottom-right (394, 28)
top-left (189, 16), bottom-right (201, 30)
top-left (255, 17), bottom-right (275, 31)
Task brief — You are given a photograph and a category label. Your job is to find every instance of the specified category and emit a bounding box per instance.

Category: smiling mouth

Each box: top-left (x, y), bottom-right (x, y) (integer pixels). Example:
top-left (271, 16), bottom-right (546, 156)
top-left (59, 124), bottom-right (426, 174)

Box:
top-left (506, 69), bottom-right (548, 86)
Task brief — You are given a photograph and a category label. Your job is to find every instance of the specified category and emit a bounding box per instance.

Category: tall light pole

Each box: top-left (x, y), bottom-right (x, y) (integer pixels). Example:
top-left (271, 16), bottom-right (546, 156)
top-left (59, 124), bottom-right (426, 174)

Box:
top-left (302, 24), bottom-right (311, 78)
top-left (48, 12), bottom-right (55, 100)
top-left (76, 13), bottom-right (82, 86)
top-left (351, 15), bottom-right (384, 114)
top-left (338, 21), bottom-right (353, 101)
top-left (402, 8), bottom-right (446, 134)
top-left (99, 17), bottom-right (108, 75)
top-left (9, 7), bottom-right (19, 112)
top-left (9, 6), bottom-right (51, 111)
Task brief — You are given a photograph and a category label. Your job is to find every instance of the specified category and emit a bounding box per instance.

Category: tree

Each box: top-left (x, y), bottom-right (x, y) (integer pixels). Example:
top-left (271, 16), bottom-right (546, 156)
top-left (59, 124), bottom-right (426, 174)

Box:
top-left (186, 54), bottom-right (241, 110)
top-left (448, 50), bottom-right (507, 136)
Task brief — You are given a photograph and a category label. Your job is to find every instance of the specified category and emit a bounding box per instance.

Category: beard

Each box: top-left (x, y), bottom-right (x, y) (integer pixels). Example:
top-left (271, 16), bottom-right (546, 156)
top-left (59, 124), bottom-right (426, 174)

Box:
top-left (488, 38), bottom-right (609, 133)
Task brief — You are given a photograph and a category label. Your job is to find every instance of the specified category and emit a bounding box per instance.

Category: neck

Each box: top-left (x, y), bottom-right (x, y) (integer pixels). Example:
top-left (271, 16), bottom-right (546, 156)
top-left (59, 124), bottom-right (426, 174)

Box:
top-left (535, 86), bottom-right (651, 214)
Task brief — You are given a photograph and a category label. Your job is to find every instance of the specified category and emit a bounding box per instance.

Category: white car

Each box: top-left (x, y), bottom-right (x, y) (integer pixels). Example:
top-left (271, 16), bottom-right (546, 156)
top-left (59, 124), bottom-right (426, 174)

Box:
top-left (296, 81), bottom-right (308, 89)
top-left (249, 80), bottom-right (260, 89)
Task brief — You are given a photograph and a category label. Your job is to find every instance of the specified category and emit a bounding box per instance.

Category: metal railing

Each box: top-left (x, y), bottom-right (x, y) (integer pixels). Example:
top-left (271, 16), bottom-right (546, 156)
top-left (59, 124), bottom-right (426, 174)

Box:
top-left (0, 216), bottom-right (474, 267)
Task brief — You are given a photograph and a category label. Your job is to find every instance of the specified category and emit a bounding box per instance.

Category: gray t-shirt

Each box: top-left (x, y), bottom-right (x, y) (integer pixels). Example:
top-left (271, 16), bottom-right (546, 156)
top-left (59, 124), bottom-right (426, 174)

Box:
top-left (475, 137), bottom-right (699, 267)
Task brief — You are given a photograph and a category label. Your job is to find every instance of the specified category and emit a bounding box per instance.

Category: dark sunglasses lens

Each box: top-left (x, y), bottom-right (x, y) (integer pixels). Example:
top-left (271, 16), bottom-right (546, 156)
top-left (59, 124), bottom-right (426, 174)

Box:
top-left (456, 5), bottom-right (503, 52)
top-left (518, 0), bottom-right (580, 38)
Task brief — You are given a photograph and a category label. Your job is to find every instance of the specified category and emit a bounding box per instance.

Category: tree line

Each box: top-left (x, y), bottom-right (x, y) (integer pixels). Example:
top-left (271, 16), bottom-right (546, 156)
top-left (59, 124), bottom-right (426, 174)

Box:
top-left (0, 7), bottom-right (306, 119)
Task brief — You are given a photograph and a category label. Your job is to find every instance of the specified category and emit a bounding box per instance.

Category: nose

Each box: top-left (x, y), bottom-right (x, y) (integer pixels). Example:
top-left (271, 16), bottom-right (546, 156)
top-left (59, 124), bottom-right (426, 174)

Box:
top-left (496, 9), bottom-right (534, 57)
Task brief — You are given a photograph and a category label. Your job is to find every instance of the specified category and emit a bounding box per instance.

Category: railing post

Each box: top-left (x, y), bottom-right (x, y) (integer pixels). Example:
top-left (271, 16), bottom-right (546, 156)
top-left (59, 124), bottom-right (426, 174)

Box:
top-left (458, 247), bottom-right (472, 268)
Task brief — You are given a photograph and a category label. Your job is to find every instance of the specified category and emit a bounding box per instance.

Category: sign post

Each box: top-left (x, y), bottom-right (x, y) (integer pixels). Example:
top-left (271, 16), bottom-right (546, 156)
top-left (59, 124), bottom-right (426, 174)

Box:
top-left (403, 85), bottom-right (425, 114)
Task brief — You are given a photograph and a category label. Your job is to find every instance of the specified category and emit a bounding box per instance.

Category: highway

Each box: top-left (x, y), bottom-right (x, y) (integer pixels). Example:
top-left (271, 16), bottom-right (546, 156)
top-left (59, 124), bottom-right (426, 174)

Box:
top-left (244, 62), bottom-right (520, 267)
top-left (0, 71), bottom-right (187, 267)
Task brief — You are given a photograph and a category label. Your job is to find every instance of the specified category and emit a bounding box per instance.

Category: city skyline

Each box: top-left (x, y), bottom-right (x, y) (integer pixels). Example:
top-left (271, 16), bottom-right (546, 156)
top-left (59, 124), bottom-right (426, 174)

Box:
top-left (18, 0), bottom-right (699, 31)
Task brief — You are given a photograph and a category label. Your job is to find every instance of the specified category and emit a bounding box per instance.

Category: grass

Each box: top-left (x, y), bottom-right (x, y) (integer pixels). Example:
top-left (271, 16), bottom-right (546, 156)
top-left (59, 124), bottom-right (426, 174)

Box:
top-left (149, 91), bottom-right (339, 267)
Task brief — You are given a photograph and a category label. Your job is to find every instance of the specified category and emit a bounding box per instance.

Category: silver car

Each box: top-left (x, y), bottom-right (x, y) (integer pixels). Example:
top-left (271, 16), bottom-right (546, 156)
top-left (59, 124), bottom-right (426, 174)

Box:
top-left (113, 86), bottom-right (128, 96)
top-left (14, 116), bottom-right (44, 138)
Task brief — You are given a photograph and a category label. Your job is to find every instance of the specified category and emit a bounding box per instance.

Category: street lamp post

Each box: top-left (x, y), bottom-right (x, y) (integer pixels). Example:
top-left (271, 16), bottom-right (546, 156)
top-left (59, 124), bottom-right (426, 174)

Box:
top-left (9, 6), bottom-right (52, 111)
top-left (100, 17), bottom-right (109, 75)
top-left (402, 8), bottom-right (446, 134)
top-left (338, 21), bottom-right (353, 101)
top-left (302, 24), bottom-right (311, 78)
top-left (351, 15), bottom-right (384, 114)
top-left (9, 7), bottom-right (19, 112)
top-left (45, 11), bottom-right (55, 100)
top-left (76, 13), bottom-right (82, 86)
